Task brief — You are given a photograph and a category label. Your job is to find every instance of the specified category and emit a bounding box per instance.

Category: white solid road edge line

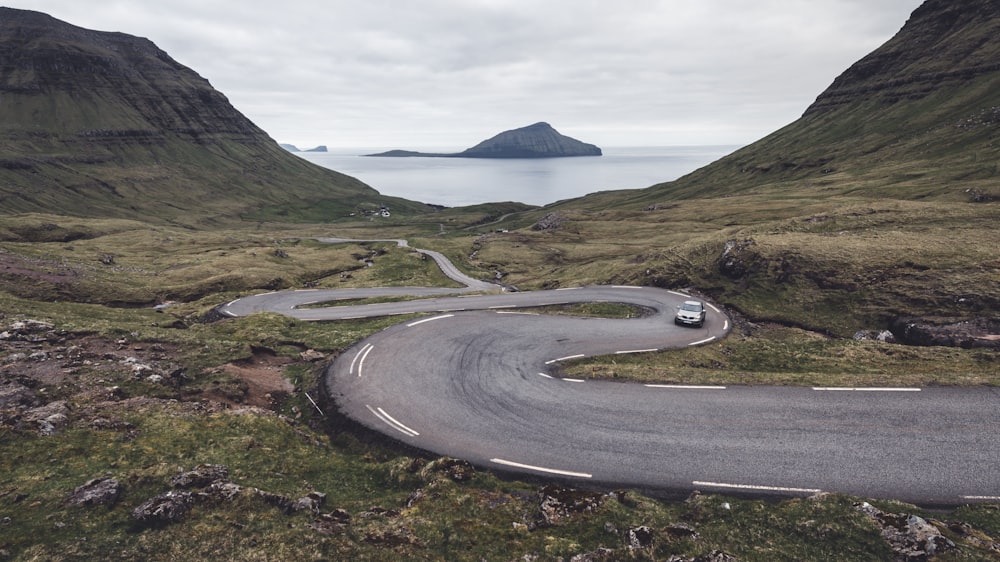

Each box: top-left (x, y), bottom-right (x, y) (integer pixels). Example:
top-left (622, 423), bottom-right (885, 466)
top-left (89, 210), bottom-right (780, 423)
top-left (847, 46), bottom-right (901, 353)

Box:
top-left (961, 495), bottom-right (1000, 501)
top-left (693, 480), bottom-right (821, 494)
top-left (219, 299), bottom-right (239, 316)
top-left (377, 407), bottom-right (420, 436)
top-left (537, 373), bottom-right (585, 383)
top-left (355, 344), bottom-right (375, 378)
top-left (688, 336), bottom-right (717, 346)
top-left (812, 387), bottom-right (922, 392)
top-left (645, 384), bottom-right (727, 390)
top-left (407, 313), bottom-right (455, 327)
top-left (365, 405), bottom-right (419, 437)
top-left (545, 354), bottom-right (586, 364)
top-left (491, 458), bottom-right (592, 479)
top-left (350, 343), bottom-right (373, 376)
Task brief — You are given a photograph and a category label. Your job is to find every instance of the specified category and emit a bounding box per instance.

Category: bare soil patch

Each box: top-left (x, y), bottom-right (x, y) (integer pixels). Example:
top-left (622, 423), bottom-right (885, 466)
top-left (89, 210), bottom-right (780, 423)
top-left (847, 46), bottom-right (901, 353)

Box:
top-left (219, 349), bottom-right (295, 408)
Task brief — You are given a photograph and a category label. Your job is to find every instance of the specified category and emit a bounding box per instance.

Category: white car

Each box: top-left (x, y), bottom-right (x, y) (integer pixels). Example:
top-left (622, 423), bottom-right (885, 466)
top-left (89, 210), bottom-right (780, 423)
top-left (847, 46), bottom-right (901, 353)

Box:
top-left (674, 300), bottom-right (706, 328)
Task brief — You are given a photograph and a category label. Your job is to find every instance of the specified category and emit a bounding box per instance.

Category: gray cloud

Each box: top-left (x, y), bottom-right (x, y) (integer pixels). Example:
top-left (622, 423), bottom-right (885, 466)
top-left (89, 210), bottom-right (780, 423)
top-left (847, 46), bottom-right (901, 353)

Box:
top-left (22, 0), bottom-right (923, 147)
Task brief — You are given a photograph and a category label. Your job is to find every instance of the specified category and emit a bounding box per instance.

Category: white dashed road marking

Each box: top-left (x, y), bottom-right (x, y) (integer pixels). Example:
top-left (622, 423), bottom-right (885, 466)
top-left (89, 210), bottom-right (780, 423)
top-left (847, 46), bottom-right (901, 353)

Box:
top-left (645, 384), bottom-right (727, 390)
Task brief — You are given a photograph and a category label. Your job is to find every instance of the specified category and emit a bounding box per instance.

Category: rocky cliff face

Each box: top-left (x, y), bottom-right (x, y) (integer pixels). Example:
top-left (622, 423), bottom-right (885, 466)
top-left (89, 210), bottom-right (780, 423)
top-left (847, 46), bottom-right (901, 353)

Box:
top-left (458, 122), bottom-right (602, 158)
top-left (0, 8), bottom-right (413, 225)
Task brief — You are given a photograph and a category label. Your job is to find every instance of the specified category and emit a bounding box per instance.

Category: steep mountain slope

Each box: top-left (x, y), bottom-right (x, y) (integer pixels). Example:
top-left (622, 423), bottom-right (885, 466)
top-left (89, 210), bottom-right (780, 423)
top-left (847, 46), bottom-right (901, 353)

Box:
top-left (605, 0), bottom-right (1000, 205)
top-left (0, 8), bottom-right (431, 226)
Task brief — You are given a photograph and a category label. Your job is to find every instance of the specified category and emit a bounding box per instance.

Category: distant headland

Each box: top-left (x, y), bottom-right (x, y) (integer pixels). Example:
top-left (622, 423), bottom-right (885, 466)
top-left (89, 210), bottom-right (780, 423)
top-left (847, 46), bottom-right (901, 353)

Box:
top-left (366, 122), bottom-right (602, 159)
top-left (281, 144), bottom-right (328, 153)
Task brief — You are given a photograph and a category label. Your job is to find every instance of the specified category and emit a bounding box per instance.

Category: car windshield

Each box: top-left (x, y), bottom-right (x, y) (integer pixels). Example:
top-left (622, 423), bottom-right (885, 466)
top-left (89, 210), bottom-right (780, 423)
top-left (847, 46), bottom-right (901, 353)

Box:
top-left (681, 302), bottom-right (702, 311)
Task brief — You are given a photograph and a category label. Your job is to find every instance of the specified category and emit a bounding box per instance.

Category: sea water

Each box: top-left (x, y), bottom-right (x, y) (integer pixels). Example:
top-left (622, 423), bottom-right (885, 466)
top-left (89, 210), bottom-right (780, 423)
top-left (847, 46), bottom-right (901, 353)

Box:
top-left (295, 145), bottom-right (740, 208)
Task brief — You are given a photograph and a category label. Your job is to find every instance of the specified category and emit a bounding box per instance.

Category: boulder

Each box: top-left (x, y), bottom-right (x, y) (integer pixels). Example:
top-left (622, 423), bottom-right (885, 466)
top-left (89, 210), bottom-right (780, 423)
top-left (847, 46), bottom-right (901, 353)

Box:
top-left (854, 330), bottom-right (897, 343)
top-left (535, 485), bottom-right (605, 527)
top-left (291, 491), bottom-right (326, 514)
top-left (66, 477), bottom-right (122, 507)
top-left (719, 238), bottom-right (759, 279)
top-left (131, 490), bottom-right (194, 524)
top-left (299, 349), bottom-right (326, 362)
top-left (0, 382), bottom-right (38, 409)
top-left (9, 320), bottom-right (55, 333)
top-left (627, 525), bottom-right (655, 549)
top-left (855, 501), bottom-right (956, 560)
top-left (664, 522), bottom-right (700, 540)
top-left (202, 480), bottom-right (244, 502)
top-left (309, 510), bottom-right (351, 535)
top-left (24, 401), bottom-right (69, 435)
top-left (257, 489), bottom-right (328, 515)
top-left (440, 458), bottom-right (476, 482)
top-left (170, 464), bottom-right (228, 488)
top-left (532, 212), bottom-right (567, 232)
top-left (257, 490), bottom-right (294, 513)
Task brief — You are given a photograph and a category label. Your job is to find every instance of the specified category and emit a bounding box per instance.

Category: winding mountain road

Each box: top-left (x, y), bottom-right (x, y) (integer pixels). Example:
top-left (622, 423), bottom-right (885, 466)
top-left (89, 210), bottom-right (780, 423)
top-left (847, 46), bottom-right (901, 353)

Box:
top-left (220, 239), bottom-right (1000, 506)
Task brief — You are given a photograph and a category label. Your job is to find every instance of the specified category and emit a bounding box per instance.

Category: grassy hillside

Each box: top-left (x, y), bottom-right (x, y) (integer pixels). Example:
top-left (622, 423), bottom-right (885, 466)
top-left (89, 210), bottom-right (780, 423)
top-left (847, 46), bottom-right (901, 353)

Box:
top-left (0, 8), bottom-right (435, 226)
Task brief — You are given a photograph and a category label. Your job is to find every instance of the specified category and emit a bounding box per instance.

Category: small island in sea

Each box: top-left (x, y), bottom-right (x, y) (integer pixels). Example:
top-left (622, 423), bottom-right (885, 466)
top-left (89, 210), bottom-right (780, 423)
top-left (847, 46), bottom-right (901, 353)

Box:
top-left (366, 122), bottom-right (602, 159)
top-left (280, 144), bottom-right (328, 153)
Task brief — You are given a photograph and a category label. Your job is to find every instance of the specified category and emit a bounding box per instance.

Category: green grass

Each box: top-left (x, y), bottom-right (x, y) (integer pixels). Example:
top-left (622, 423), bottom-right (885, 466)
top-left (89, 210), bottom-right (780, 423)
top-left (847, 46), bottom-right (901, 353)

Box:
top-left (565, 323), bottom-right (1000, 387)
top-left (5, 410), bottom-right (998, 561)
top-left (516, 302), bottom-right (650, 319)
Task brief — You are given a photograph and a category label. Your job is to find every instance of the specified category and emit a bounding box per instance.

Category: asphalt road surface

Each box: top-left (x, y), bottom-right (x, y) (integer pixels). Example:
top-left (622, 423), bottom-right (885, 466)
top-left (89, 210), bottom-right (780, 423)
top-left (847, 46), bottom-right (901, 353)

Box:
top-left (220, 239), bottom-right (1000, 506)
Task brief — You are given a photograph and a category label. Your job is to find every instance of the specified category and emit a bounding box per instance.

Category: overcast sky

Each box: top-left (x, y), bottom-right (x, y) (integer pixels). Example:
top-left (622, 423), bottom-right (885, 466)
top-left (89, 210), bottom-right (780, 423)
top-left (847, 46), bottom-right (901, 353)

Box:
top-left (20, 0), bottom-right (923, 149)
